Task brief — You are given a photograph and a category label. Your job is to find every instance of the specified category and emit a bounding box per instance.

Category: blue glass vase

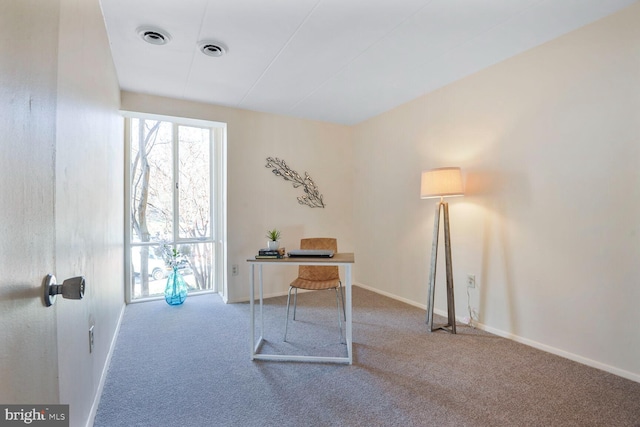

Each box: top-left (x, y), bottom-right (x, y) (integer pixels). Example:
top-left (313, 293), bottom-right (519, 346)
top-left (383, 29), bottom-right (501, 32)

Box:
top-left (164, 267), bottom-right (187, 305)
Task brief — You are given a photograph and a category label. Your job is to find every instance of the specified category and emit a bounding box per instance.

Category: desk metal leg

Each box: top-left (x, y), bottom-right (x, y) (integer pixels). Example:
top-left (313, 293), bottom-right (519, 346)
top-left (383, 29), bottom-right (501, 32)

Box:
top-left (258, 265), bottom-right (264, 339)
top-left (250, 264), bottom-right (255, 360)
top-left (249, 259), bottom-right (353, 364)
top-left (250, 264), bottom-right (266, 358)
top-left (345, 264), bottom-right (353, 364)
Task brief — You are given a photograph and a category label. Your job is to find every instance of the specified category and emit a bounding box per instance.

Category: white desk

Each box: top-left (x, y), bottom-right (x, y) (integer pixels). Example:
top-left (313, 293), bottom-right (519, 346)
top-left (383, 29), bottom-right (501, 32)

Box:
top-left (247, 253), bottom-right (355, 364)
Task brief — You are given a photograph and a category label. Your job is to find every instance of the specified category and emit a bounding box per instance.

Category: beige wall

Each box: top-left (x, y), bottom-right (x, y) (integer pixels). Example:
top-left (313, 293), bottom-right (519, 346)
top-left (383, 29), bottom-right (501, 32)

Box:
top-left (352, 3), bottom-right (640, 381)
top-left (121, 92), bottom-right (354, 302)
top-left (0, 1), bottom-right (124, 426)
top-left (55, 0), bottom-right (124, 425)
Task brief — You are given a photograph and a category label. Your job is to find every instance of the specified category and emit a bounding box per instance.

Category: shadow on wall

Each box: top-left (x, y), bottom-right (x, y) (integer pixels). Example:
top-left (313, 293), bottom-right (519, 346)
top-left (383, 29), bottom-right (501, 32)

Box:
top-left (0, 282), bottom-right (43, 304)
top-left (465, 170), bottom-right (531, 335)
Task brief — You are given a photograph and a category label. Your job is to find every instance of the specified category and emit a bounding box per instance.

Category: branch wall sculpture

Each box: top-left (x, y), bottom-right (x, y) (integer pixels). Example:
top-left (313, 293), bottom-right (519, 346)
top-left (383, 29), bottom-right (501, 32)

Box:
top-left (265, 157), bottom-right (325, 208)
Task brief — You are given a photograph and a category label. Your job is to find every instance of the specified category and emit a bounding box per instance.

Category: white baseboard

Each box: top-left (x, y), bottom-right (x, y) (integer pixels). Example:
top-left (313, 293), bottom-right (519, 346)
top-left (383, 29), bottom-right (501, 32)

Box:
top-left (356, 283), bottom-right (640, 384)
top-left (472, 321), bottom-right (640, 383)
top-left (86, 303), bottom-right (126, 427)
top-left (355, 282), bottom-right (427, 310)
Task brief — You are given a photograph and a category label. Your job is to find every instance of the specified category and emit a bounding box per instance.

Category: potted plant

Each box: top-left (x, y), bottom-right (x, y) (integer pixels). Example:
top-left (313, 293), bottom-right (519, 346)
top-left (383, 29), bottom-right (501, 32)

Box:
top-left (266, 228), bottom-right (281, 250)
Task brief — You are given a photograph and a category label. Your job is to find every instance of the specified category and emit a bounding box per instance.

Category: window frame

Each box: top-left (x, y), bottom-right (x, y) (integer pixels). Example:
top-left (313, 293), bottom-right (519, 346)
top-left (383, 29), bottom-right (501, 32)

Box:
top-left (122, 111), bottom-right (227, 304)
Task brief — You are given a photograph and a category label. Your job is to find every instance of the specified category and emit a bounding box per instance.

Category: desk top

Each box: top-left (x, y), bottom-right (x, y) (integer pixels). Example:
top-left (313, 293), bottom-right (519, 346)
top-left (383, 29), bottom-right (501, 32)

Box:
top-left (247, 252), bottom-right (354, 264)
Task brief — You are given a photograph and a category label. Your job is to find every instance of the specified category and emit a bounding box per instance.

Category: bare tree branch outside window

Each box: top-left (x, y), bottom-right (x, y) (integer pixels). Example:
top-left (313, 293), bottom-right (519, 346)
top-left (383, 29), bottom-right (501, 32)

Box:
top-left (130, 119), bottom-right (214, 297)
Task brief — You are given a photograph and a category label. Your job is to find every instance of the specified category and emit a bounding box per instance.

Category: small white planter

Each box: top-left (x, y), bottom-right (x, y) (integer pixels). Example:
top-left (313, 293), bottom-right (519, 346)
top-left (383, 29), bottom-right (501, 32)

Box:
top-left (267, 240), bottom-right (280, 250)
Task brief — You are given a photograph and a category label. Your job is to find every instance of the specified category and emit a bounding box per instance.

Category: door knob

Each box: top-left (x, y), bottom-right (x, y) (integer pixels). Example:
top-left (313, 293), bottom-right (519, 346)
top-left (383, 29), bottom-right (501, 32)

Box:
top-left (44, 274), bottom-right (85, 307)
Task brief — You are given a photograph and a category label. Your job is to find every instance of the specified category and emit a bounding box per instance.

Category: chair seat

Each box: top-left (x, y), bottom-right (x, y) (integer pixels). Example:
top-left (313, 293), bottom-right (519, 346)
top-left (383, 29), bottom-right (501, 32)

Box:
top-left (290, 277), bottom-right (340, 291)
top-left (285, 237), bottom-right (344, 342)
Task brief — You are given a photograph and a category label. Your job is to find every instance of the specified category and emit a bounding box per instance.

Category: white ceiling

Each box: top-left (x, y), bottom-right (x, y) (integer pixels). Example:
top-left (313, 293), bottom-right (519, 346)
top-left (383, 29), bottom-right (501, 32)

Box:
top-left (99, 0), bottom-right (637, 125)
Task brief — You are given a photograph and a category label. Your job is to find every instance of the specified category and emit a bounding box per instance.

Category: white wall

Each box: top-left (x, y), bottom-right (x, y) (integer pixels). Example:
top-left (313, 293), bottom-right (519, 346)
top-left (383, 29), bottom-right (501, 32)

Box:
top-left (121, 93), bottom-right (354, 303)
top-left (55, 0), bottom-right (124, 425)
top-left (0, 1), bottom-right (124, 426)
top-left (352, 3), bottom-right (640, 381)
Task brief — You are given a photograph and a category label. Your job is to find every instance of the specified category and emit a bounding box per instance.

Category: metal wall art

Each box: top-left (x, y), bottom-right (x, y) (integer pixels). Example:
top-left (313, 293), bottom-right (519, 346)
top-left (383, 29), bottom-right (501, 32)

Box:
top-left (265, 157), bottom-right (325, 208)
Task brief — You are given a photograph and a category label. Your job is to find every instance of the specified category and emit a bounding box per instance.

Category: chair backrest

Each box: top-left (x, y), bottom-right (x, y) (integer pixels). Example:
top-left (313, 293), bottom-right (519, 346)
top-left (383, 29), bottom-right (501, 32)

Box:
top-left (298, 238), bottom-right (339, 281)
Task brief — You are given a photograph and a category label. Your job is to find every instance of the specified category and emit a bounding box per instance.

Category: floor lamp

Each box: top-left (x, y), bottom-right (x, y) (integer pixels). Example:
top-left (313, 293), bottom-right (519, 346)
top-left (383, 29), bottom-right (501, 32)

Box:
top-left (421, 167), bottom-right (463, 334)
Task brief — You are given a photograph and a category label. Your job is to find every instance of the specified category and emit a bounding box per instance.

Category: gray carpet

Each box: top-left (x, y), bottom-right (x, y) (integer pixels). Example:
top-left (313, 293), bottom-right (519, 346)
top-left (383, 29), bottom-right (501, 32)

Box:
top-left (94, 286), bottom-right (640, 427)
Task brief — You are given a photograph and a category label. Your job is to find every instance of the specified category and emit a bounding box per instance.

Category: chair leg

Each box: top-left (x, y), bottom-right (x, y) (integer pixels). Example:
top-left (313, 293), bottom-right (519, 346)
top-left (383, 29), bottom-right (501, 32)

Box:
top-left (284, 286), bottom-right (294, 341)
top-left (287, 286), bottom-right (344, 343)
top-left (335, 288), bottom-right (344, 342)
top-left (339, 281), bottom-right (346, 321)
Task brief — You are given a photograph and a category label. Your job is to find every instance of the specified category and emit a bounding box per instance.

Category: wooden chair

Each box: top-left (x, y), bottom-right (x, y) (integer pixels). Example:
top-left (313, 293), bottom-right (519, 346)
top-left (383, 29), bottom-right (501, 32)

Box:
top-left (284, 238), bottom-right (345, 341)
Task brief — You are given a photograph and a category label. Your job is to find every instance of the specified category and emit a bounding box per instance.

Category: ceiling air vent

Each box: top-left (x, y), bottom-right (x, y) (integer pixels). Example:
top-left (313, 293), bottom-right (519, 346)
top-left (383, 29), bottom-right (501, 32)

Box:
top-left (199, 41), bottom-right (227, 57)
top-left (137, 26), bottom-right (171, 45)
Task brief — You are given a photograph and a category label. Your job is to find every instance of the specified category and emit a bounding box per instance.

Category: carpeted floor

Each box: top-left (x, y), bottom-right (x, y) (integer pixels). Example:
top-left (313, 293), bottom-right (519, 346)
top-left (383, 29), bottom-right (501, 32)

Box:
top-left (94, 286), bottom-right (640, 427)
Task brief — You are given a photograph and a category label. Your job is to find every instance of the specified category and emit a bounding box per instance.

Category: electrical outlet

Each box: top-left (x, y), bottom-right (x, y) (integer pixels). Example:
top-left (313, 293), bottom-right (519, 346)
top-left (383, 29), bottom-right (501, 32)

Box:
top-left (466, 274), bottom-right (476, 288)
top-left (231, 264), bottom-right (239, 276)
top-left (89, 325), bottom-right (94, 354)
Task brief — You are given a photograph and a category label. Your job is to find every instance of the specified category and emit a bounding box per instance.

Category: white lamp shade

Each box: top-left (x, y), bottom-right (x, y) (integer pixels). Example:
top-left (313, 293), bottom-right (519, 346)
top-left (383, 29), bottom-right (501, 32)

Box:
top-left (420, 167), bottom-right (464, 199)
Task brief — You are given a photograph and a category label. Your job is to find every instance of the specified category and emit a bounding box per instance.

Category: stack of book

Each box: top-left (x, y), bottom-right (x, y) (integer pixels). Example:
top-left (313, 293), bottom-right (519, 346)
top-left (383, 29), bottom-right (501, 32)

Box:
top-left (255, 247), bottom-right (286, 259)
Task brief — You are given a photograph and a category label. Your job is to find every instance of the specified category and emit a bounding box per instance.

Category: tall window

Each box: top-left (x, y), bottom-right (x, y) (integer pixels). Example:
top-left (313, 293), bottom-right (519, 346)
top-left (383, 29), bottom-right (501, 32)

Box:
top-left (124, 113), bottom-right (226, 302)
